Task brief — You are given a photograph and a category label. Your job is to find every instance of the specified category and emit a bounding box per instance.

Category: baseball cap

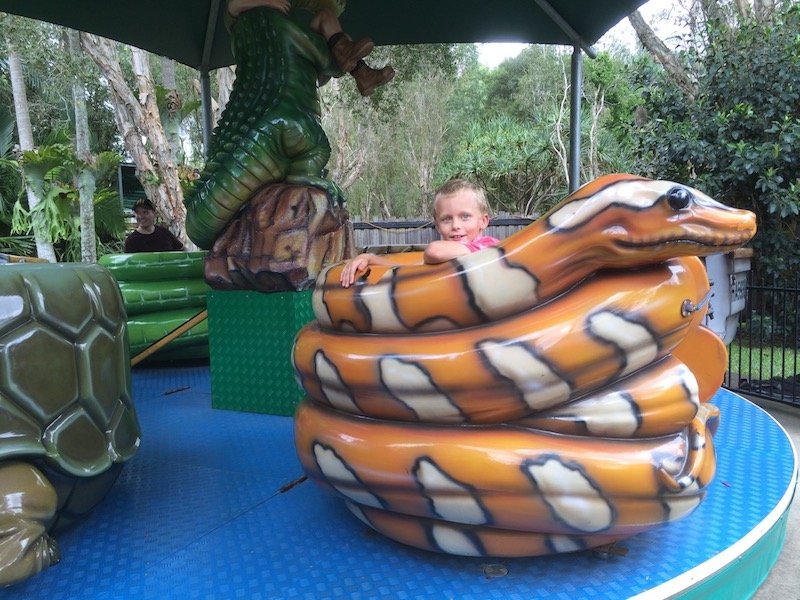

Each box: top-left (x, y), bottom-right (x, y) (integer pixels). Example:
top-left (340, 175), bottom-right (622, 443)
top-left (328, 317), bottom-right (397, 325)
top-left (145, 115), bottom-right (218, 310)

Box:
top-left (133, 198), bottom-right (155, 212)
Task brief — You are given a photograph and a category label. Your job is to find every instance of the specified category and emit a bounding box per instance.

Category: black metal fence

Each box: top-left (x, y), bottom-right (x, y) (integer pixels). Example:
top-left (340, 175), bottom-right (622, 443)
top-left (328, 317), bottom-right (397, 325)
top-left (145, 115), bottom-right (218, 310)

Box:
top-left (724, 275), bottom-right (800, 408)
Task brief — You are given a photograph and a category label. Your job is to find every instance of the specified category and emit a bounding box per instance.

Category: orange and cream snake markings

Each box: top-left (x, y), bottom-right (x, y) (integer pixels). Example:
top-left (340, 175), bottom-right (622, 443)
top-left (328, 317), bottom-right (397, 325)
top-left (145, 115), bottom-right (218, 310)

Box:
top-left (292, 173), bottom-right (757, 557)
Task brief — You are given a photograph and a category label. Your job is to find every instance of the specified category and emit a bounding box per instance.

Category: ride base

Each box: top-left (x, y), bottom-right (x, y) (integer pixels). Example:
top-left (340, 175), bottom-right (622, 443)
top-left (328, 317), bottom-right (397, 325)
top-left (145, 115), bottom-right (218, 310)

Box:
top-left (6, 366), bottom-right (796, 600)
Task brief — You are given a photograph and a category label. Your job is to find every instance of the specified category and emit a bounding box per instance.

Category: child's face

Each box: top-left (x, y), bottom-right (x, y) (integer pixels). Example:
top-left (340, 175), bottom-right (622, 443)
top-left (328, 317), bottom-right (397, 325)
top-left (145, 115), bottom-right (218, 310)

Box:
top-left (434, 190), bottom-right (489, 243)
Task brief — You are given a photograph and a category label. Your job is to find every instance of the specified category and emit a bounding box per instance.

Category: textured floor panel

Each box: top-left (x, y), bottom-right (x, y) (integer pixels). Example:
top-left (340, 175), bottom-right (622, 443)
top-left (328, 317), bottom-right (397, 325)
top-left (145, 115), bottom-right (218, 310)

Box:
top-left (3, 366), bottom-right (795, 599)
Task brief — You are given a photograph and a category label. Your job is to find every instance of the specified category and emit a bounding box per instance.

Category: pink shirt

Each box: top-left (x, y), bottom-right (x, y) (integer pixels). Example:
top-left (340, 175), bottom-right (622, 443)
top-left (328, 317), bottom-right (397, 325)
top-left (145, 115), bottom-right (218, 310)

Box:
top-left (461, 236), bottom-right (500, 253)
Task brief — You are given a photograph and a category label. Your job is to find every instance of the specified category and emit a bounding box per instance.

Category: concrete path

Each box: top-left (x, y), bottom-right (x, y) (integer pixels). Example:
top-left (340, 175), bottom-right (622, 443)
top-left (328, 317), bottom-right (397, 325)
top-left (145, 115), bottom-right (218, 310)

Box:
top-left (752, 398), bottom-right (799, 600)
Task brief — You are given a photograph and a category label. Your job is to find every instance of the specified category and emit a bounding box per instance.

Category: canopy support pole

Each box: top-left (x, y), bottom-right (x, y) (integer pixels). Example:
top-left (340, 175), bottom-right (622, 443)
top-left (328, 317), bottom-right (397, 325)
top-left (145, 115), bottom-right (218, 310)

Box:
top-left (200, 0), bottom-right (224, 159)
top-left (569, 46), bottom-right (583, 193)
top-left (531, 0), bottom-right (597, 58)
top-left (200, 70), bottom-right (213, 159)
top-left (531, 0), bottom-right (593, 192)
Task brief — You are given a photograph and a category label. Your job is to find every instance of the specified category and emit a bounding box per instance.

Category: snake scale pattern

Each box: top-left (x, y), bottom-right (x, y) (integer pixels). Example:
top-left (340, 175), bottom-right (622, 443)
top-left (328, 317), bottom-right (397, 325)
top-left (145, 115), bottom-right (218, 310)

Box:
top-left (292, 173), bottom-right (757, 557)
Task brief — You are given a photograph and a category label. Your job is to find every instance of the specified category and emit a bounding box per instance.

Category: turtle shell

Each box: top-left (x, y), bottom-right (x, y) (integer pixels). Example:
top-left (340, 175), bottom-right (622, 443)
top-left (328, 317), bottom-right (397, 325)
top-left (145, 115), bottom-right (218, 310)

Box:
top-left (0, 263), bottom-right (141, 477)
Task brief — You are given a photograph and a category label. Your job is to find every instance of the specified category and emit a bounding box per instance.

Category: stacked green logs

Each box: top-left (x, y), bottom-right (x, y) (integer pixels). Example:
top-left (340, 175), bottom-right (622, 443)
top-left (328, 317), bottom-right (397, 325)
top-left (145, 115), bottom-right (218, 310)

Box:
top-left (99, 251), bottom-right (210, 361)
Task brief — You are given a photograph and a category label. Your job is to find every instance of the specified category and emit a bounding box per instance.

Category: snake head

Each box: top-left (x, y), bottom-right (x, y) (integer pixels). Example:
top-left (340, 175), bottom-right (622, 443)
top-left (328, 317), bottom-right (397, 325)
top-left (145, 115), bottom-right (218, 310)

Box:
top-left (545, 174), bottom-right (757, 262)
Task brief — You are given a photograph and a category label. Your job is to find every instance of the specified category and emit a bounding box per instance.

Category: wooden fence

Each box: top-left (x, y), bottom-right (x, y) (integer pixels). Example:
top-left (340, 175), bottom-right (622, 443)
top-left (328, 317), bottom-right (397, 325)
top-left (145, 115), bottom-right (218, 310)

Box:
top-left (352, 217), bottom-right (534, 251)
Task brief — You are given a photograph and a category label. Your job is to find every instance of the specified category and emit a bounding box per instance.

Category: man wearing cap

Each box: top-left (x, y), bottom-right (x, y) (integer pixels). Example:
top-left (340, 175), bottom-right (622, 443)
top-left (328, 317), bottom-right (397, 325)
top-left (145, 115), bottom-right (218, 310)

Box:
top-left (124, 198), bottom-right (187, 253)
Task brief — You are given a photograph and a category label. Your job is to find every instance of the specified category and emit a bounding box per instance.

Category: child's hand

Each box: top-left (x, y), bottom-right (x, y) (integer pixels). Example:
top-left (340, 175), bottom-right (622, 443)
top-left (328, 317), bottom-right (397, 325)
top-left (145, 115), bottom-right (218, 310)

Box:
top-left (267, 0), bottom-right (291, 14)
top-left (340, 254), bottom-right (372, 287)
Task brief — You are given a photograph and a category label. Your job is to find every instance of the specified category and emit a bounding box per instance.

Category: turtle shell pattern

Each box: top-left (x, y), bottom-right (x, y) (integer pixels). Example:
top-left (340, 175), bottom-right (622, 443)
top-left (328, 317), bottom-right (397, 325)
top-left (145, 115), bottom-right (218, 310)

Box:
top-left (0, 263), bottom-right (140, 476)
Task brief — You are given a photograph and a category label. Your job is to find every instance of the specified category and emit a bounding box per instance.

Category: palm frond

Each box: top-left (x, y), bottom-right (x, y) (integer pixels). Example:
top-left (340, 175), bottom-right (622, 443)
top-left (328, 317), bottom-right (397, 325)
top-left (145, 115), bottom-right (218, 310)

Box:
top-left (0, 106), bottom-right (15, 159)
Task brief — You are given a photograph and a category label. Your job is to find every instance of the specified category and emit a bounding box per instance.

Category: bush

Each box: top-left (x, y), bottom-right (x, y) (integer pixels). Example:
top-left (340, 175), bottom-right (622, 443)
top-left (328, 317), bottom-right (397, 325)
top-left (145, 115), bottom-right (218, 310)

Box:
top-left (632, 2), bottom-right (800, 281)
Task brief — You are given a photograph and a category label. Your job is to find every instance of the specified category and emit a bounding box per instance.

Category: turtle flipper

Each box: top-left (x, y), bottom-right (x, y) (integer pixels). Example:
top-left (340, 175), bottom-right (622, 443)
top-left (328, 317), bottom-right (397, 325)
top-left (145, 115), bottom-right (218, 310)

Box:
top-left (0, 462), bottom-right (60, 586)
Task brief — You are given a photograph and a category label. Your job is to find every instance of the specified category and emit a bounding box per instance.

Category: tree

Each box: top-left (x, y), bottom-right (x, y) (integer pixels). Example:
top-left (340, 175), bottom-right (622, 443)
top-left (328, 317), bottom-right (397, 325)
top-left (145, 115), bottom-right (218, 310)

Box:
top-left (631, 1), bottom-right (800, 279)
top-left (0, 105), bottom-right (35, 256)
top-left (2, 14), bottom-right (57, 261)
top-left (322, 43), bottom-right (468, 219)
top-left (80, 35), bottom-right (189, 245)
top-left (436, 44), bottom-right (637, 215)
top-left (12, 143), bottom-right (126, 261)
top-left (628, 9), bottom-right (698, 101)
top-left (66, 28), bottom-right (97, 262)
top-left (441, 115), bottom-right (558, 215)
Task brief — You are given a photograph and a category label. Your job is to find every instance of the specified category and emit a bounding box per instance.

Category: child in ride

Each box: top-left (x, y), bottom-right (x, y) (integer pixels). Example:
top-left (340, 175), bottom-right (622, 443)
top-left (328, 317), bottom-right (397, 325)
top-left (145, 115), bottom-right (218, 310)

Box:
top-left (340, 179), bottom-right (500, 287)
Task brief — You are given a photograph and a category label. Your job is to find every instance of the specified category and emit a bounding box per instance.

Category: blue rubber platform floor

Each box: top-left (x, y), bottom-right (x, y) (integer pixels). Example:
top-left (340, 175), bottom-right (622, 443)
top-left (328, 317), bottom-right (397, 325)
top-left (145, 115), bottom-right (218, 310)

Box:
top-left (3, 366), bottom-right (796, 600)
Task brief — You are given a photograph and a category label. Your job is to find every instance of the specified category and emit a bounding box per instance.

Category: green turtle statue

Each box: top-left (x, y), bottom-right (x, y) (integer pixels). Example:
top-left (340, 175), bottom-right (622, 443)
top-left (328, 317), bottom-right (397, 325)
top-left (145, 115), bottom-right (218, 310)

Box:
top-left (0, 263), bottom-right (141, 586)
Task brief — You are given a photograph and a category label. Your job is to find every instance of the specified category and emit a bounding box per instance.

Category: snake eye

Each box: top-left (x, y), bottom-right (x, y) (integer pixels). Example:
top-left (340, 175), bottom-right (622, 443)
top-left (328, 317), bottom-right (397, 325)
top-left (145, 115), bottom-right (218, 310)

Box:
top-left (666, 187), bottom-right (692, 210)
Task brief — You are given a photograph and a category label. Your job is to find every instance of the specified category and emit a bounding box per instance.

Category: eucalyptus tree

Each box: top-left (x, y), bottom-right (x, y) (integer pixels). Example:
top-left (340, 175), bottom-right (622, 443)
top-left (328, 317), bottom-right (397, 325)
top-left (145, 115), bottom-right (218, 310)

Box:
top-left (437, 44), bottom-right (637, 216)
top-left (1, 13), bottom-right (56, 261)
top-left (66, 28), bottom-right (97, 262)
top-left (322, 43), bottom-right (469, 219)
top-left (80, 35), bottom-right (189, 244)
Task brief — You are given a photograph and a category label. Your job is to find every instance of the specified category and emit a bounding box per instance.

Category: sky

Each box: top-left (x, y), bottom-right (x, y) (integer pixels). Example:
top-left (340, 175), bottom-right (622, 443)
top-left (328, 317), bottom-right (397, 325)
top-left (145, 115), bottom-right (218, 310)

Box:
top-left (477, 0), bottom-right (678, 68)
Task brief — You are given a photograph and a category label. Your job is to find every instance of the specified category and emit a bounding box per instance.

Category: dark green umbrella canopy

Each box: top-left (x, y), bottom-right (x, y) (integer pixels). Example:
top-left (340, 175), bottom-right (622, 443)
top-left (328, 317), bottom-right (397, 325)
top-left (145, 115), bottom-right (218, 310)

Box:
top-left (0, 0), bottom-right (648, 71)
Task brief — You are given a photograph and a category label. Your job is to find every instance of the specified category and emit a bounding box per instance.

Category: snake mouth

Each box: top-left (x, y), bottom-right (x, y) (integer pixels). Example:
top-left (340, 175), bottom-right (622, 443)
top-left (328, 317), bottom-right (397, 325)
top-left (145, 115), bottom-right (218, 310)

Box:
top-left (615, 232), bottom-right (753, 252)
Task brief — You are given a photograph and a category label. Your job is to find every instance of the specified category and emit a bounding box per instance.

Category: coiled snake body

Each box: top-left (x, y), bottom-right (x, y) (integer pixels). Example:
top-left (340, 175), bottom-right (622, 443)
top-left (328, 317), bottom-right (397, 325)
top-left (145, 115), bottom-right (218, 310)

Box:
top-left (293, 174), bottom-right (757, 557)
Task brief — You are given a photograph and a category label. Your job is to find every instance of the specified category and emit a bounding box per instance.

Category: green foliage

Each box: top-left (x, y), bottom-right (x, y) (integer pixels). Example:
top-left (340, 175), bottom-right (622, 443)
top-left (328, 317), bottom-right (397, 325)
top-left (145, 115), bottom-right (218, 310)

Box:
top-left (0, 104), bottom-right (13, 157)
top-left (481, 46), bottom-right (566, 122)
top-left (633, 2), bottom-right (800, 280)
top-left (583, 50), bottom-right (642, 149)
top-left (2, 14), bottom-right (121, 155)
top-left (92, 152), bottom-right (127, 240)
top-left (443, 61), bottom-right (488, 142)
top-left (439, 115), bottom-right (558, 215)
top-left (0, 105), bottom-right (21, 208)
top-left (354, 43), bottom-right (467, 117)
top-left (11, 143), bottom-right (126, 261)
top-left (328, 41), bottom-right (642, 220)
top-left (323, 46), bottom-right (469, 219)
top-left (0, 235), bottom-right (36, 256)
top-left (0, 105), bottom-right (26, 252)
top-left (373, 43), bottom-right (465, 84)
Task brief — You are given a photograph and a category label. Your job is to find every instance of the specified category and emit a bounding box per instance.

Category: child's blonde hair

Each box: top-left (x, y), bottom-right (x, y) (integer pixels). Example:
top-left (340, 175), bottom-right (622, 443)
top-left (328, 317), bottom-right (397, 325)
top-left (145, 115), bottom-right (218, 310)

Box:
top-left (433, 179), bottom-right (490, 217)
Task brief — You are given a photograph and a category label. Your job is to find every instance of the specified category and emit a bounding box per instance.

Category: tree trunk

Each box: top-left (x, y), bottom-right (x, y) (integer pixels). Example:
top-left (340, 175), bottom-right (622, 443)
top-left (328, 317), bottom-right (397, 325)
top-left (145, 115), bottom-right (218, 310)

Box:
top-left (6, 40), bottom-right (58, 262)
top-left (628, 10), bottom-right (698, 102)
top-left (130, 48), bottom-right (188, 241)
top-left (699, 0), bottom-right (727, 25)
top-left (80, 34), bottom-right (189, 245)
top-left (160, 56), bottom-right (184, 164)
top-left (754, 0), bottom-right (776, 20)
top-left (733, 0), bottom-right (751, 19)
top-left (67, 29), bottom-right (97, 263)
top-left (216, 66), bottom-right (236, 125)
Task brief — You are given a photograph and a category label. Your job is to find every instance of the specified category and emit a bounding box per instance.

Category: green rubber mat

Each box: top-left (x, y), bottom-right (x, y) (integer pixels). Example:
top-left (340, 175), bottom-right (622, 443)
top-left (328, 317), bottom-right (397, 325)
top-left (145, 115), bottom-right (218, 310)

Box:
top-left (208, 289), bottom-right (313, 415)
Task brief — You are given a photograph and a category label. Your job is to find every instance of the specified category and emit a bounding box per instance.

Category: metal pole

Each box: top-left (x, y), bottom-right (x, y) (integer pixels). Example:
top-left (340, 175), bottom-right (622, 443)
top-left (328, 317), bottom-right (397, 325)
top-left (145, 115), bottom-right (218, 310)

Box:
top-left (532, 0), bottom-right (597, 58)
top-left (569, 46), bottom-right (583, 193)
top-left (200, 69), bottom-right (213, 161)
top-left (200, 0), bottom-right (223, 161)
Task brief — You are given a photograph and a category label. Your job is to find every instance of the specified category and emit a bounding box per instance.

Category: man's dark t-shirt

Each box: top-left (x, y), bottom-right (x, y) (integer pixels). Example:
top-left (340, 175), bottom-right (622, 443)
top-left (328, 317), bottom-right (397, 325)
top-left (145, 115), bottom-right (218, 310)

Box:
top-left (124, 226), bottom-right (184, 253)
